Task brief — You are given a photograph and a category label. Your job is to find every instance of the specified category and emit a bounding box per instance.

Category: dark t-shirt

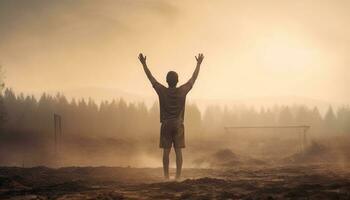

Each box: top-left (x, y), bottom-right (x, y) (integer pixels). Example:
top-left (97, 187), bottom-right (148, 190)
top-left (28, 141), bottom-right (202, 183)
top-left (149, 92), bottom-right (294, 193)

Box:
top-left (152, 82), bottom-right (193, 123)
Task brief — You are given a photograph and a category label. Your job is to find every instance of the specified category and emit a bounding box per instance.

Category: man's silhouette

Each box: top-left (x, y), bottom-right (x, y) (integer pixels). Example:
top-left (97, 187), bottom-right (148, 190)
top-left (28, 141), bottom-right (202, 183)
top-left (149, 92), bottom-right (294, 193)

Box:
top-left (139, 53), bottom-right (204, 179)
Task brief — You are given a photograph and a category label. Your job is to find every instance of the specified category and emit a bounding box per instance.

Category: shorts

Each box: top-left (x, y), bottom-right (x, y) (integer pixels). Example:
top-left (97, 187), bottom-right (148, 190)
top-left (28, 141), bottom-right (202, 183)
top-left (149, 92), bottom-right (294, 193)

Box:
top-left (159, 119), bottom-right (185, 148)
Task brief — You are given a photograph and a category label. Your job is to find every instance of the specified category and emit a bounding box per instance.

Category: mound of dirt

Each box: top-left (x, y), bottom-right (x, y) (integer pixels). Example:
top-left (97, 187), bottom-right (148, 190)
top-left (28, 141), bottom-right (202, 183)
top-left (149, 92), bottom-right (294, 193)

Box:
top-left (193, 149), bottom-right (266, 167)
top-left (282, 142), bottom-right (336, 164)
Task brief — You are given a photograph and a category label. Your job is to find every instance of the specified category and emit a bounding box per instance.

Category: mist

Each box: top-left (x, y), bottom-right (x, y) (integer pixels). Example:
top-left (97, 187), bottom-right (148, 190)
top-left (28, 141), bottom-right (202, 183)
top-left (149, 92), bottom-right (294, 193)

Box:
top-left (0, 89), bottom-right (349, 169)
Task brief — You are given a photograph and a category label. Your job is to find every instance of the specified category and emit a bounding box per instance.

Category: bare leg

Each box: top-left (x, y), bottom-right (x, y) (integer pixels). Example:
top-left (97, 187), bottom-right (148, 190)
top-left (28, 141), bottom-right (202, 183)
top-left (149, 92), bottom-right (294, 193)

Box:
top-left (163, 148), bottom-right (171, 179)
top-left (175, 148), bottom-right (183, 179)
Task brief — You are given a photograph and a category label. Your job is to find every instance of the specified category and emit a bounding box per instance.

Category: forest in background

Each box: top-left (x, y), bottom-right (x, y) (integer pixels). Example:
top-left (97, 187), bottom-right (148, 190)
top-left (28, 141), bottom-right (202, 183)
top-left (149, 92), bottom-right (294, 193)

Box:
top-left (0, 87), bottom-right (350, 139)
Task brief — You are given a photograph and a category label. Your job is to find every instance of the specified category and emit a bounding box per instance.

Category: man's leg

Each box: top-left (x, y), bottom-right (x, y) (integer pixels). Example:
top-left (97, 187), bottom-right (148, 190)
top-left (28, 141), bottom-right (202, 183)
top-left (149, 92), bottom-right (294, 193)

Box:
top-left (174, 148), bottom-right (183, 179)
top-left (163, 148), bottom-right (171, 179)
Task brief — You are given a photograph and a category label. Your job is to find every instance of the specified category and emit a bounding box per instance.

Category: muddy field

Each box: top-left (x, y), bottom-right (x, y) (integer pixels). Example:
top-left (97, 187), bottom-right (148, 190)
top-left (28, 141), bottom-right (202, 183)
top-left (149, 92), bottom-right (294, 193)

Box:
top-left (1, 164), bottom-right (350, 200)
top-left (1, 141), bottom-right (350, 199)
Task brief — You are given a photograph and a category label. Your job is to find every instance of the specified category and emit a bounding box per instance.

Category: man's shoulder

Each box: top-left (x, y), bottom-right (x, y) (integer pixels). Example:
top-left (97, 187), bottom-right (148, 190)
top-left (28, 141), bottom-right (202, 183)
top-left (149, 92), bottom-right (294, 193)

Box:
top-left (178, 82), bottom-right (193, 93)
top-left (153, 82), bottom-right (166, 91)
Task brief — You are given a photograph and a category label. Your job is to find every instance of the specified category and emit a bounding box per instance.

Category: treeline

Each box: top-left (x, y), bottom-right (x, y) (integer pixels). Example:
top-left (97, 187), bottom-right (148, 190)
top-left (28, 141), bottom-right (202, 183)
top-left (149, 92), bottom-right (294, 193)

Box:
top-left (0, 88), bottom-right (349, 139)
top-left (0, 88), bottom-right (201, 139)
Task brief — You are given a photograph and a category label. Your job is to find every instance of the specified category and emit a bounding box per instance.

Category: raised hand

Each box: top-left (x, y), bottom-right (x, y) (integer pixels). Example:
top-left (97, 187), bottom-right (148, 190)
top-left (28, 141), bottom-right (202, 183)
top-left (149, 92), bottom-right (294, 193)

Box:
top-left (139, 53), bottom-right (159, 85)
top-left (138, 53), bottom-right (147, 65)
top-left (195, 53), bottom-right (204, 65)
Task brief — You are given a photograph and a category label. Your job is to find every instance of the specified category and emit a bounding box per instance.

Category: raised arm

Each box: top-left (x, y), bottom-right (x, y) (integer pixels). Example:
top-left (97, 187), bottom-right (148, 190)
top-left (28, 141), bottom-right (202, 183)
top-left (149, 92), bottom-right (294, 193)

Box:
top-left (139, 53), bottom-right (158, 86)
top-left (187, 53), bottom-right (204, 86)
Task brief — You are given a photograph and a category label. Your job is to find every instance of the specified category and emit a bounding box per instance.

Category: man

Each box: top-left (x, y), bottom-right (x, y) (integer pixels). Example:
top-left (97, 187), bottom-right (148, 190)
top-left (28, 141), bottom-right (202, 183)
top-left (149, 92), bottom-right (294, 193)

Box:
top-left (139, 53), bottom-right (204, 180)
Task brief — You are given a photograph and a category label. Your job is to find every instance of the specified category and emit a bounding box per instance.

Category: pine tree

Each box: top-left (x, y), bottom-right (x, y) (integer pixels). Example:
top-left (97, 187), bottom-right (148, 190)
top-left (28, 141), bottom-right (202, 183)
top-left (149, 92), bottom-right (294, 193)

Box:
top-left (324, 106), bottom-right (337, 135)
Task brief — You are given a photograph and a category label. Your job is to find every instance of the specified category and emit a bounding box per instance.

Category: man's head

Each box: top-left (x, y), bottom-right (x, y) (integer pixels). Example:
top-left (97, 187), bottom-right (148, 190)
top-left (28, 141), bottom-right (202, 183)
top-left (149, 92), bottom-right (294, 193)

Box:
top-left (166, 71), bottom-right (178, 88)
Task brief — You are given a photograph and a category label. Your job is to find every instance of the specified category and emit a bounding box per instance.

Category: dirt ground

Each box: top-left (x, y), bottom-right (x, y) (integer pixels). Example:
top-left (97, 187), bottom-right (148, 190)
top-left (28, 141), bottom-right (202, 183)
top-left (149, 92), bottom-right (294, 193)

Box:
top-left (1, 164), bottom-right (350, 200)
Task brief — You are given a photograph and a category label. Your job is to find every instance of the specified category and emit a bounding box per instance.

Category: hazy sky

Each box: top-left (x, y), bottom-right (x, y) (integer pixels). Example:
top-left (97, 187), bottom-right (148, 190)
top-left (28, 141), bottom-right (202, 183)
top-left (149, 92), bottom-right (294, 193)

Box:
top-left (0, 0), bottom-right (349, 103)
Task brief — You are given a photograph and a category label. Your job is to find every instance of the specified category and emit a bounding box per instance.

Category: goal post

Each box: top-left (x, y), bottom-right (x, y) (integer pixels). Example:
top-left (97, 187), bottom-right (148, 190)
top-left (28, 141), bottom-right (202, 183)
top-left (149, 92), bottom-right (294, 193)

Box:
top-left (53, 113), bottom-right (62, 155)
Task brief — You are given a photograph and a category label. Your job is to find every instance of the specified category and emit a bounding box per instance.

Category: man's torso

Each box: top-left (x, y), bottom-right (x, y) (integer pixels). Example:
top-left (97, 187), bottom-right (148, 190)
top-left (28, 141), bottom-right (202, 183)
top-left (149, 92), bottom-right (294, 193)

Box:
top-left (153, 82), bottom-right (192, 123)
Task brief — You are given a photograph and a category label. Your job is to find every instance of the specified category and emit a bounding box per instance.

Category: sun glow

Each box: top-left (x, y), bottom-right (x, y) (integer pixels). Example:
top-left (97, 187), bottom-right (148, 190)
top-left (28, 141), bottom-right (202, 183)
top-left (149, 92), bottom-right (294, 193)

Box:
top-left (257, 34), bottom-right (317, 73)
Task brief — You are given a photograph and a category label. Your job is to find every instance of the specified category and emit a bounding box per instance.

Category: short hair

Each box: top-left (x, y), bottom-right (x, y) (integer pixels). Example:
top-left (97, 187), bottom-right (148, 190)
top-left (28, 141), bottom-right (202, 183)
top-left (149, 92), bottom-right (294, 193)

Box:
top-left (166, 71), bottom-right (178, 87)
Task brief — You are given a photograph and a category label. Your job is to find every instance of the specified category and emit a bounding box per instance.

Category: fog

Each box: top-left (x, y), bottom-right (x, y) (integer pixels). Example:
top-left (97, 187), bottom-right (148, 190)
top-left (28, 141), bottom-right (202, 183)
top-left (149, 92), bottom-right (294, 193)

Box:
top-left (0, 89), bottom-right (349, 168)
top-left (0, 0), bottom-right (350, 168)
